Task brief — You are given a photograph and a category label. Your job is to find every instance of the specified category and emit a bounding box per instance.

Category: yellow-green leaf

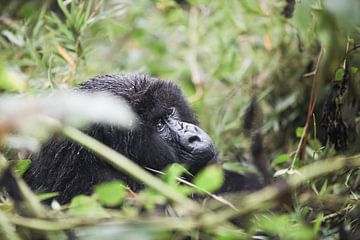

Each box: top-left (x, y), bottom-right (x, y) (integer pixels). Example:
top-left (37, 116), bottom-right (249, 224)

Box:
top-left (194, 165), bottom-right (224, 192)
top-left (15, 159), bottom-right (31, 176)
top-left (94, 180), bottom-right (127, 207)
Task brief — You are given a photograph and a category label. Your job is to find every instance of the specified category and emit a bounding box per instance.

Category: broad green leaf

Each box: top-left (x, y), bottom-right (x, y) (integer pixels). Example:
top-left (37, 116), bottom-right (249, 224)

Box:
top-left (194, 165), bottom-right (224, 192)
top-left (94, 180), bottom-right (127, 207)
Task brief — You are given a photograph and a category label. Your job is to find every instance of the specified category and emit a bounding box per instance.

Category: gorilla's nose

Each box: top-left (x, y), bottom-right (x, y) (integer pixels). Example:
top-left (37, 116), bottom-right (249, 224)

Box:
top-left (188, 135), bottom-right (201, 143)
top-left (181, 124), bottom-right (215, 155)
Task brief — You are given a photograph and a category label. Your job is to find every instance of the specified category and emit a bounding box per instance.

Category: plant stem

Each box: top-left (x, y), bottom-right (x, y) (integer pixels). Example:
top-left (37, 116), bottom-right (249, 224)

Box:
top-left (0, 211), bottom-right (21, 240)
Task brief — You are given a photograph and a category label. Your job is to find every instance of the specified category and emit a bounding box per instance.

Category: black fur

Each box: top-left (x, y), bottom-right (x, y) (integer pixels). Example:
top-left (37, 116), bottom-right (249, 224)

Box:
top-left (24, 74), bottom-right (261, 204)
top-left (24, 74), bottom-right (216, 203)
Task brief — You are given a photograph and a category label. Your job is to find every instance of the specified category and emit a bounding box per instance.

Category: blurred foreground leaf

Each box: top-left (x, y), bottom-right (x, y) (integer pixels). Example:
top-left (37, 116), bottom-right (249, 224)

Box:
top-left (74, 223), bottom-right (157, 240)
top-left (68, 195), bottom-right (109, 218)
top-left (194, 165), bottom-right (224, 192)
top-left (94, 180), bottom-right (127, 207)
top-left (254, 214), bottom-right (315, 240)
top-left (0, 92), bottom-right (136, 150)
top-left (272, 154), bottom-right (291, 165)
top-left (0, 63), bottom-right (26, 92)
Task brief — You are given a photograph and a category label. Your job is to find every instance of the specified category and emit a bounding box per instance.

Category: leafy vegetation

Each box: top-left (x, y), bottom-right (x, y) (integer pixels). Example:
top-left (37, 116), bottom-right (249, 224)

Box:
top-left (0, 0), bottom-right (359, 239)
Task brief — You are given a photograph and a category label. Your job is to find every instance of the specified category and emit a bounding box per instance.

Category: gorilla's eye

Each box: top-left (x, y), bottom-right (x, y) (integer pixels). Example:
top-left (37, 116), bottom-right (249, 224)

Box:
top-left (156, 119), bottom-right (165, 132)
top-left (167, 107), bottom-right (175, 118)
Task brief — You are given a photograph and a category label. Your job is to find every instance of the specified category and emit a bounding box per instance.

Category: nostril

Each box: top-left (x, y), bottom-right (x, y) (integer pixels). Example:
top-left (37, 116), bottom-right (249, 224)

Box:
top-left (188, 135), bottom-right (201, 143)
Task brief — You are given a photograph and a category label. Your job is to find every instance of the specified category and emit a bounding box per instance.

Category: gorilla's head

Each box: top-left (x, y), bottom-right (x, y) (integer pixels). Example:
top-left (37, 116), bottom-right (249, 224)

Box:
top-left (79, 74), bottom-right (216, 173)
top-left (24, 74), bottom-right (217, 203)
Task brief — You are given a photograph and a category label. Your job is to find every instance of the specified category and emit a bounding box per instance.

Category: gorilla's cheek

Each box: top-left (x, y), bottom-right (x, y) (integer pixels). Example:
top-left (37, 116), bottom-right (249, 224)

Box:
top-left (135, 133), bottom-right (179, 169)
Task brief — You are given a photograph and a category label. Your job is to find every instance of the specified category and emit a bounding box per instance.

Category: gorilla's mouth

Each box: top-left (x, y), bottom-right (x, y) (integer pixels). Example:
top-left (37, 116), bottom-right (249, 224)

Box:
top-left (189, 145), bottom-right (216, 161)
top-left (179, 139), bottom-right (216, 160)
top-left (179, 143), bottom-right (217, 175)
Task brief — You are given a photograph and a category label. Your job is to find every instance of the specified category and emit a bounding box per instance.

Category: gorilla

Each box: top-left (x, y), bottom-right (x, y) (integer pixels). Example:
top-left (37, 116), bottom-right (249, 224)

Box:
top-left (24, 74), bottom-right (260, 204)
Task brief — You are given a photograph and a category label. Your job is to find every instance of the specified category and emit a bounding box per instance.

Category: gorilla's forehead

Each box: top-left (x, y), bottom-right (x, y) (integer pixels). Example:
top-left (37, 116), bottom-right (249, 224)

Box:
top-left (78, 73), bottom-right (198, 125)
top-left (129, 77), bottom-right (197, 125)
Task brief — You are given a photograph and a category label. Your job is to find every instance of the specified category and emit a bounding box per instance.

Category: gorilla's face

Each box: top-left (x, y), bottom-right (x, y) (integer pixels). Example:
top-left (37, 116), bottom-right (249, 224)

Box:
top-left (154, 106), bottom-right (216, 173)
top-left (124, 76), bottom-right (216, 174)
top-left (76, 74), bottom-right (216, 174)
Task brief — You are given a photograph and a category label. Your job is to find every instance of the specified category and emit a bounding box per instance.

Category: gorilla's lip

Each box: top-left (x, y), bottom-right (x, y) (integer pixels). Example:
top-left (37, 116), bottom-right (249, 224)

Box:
top-left (190, 146), bottom-right (216, 157)
top-left (185, 145), bottom-right (216, 162)
top-left (185, 149), bottom-right (218, 175)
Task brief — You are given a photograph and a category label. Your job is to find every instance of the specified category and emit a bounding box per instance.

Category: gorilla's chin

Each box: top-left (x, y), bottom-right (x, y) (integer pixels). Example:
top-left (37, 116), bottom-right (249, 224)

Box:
top-left (190, 144), bottom-right (216, 159)
top-left (182, 147), bottom-right (217, 175)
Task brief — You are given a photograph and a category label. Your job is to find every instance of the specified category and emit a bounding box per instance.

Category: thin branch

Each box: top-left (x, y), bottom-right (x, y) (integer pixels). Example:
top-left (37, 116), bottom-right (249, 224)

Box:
top-left (0, 211), bottom-right (21, 240)
top-left (291, 47), bottom-right (323, 166)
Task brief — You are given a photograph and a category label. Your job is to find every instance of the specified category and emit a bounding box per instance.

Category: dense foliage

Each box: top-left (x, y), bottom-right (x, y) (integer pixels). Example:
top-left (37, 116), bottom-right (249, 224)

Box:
top-left (0, 0), bottom-right (359, 239)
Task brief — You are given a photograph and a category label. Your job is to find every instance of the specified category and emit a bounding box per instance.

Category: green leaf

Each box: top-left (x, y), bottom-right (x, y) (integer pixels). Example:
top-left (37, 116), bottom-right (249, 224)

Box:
top-left (37, 192), bottom-right (59, 201)
top-left (0, 63), bottom-right (26, 92)
top-left (351, 67), bottom-right (358, 74)
top-left (296, 127), bottom-right (304, 138)
top-left (68, 195), bottom-right (109, 218)
top-left (313, 213), bottom-right (324, 235)
top-left (163, 163), bottom-right (189, 185)
top-left (14, 159), bottom-right (31, 176)
top-left (335, 68), bottom-right (344, 81)
top-left (272, 154), bottom-right (291, 165)
top-left (324, 0), bottom-right (360, 36)
top-left (138, 189), bottom-right (167, 211)
top-left (94, 180), bottom-right (127, 207)
top-left (57, 0), bottom-right (71, 19)
top-left (194, 165), bottom-right (224, 192)
top-left (290, 0), bottom-right (317, 47)
top-left (161, 164), bottom-right (193, 196)
top-left (255, 214), bottom-right (315, 240)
